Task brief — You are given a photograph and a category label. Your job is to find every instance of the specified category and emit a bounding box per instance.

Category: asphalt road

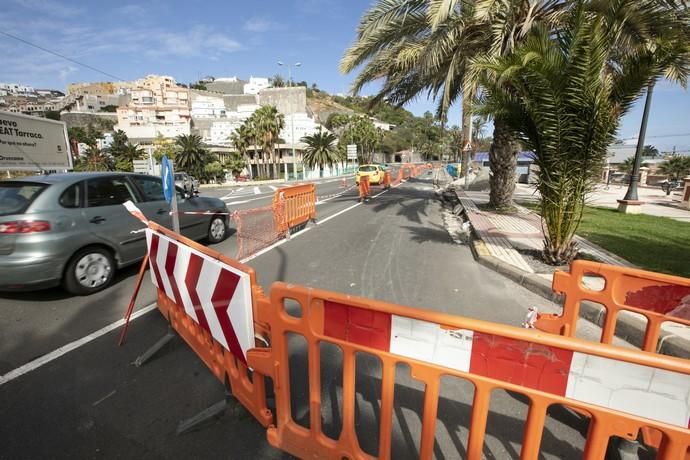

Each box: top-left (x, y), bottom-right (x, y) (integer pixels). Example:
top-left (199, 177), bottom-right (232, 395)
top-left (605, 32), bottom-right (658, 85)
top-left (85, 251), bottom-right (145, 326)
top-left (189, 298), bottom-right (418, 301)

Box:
top-left (1, 172), bottom-right (594, 459)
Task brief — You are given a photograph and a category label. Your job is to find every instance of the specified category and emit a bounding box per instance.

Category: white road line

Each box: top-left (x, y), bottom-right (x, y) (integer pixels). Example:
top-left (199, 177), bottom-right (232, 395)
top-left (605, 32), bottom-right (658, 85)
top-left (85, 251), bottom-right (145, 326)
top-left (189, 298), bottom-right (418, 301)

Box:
top-left (253, 186), bottom-right (261, 195)
top-left (0, 303), bottom-right (158, 386)
top-left (0, 183), bottom-right (389, 385)
top-left (269, 185), bottom-right (277, 191)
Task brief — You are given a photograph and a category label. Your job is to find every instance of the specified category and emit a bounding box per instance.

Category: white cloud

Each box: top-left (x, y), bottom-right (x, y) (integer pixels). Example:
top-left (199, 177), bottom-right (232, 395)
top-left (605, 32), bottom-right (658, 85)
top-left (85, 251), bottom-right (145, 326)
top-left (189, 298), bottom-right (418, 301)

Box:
top-left (148, 25), bottom-right (242, 57)
top-left (58, 65), bottom-right (78, 81)
top-left (243, 17), bottom-right (273, 32)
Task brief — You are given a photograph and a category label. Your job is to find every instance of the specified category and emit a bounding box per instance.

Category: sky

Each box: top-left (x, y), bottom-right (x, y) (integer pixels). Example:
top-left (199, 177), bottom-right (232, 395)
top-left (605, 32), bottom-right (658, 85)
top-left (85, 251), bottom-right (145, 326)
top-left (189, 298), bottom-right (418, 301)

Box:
top-left (1, 0), bottom-right (689, 152)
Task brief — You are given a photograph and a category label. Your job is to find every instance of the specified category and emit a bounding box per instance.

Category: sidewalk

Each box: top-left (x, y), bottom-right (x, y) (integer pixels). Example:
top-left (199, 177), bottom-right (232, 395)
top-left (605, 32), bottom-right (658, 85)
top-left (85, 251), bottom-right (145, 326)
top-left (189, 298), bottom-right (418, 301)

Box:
top-left (455, 188), bottom-right (690, 358)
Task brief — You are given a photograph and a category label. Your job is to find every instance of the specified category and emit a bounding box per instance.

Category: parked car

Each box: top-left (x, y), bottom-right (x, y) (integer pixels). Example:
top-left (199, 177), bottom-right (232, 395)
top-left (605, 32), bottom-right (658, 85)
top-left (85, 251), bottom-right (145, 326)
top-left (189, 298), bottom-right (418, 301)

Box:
top-left (174, 172), bottom-right (193, 192)
top-left (189, 175), bottom-right (200, 192)
top-left (0, 172), bottom-right (229, 295)
top-left (356, 164), bottom-right (386, 185)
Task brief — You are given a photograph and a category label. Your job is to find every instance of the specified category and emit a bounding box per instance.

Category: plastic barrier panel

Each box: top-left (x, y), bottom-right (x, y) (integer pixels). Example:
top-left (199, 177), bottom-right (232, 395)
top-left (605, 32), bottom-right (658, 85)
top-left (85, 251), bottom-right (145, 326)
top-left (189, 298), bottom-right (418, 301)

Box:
top-left (248, 283), bottom-right (690, 460)
top-left (145, 222), bottom-right (272, 427)
top-left (273, 183), bottom-right (316, 232)
top-left (358, 175), bottom-right (370, 201)
top-left (536, 260), bottom-right (690, 352)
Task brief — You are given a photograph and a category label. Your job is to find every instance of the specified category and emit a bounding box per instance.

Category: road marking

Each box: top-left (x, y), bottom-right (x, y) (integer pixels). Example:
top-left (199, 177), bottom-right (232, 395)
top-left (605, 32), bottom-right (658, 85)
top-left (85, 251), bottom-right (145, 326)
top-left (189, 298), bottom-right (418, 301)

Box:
top-left (0, 182), bottom-right (392, 385)
top-left (253, 186), bottom-right (261, 195)
top-left (269, 185), bottom-right (277, 191)
top-left (0, 303), bottom-right (158, 387)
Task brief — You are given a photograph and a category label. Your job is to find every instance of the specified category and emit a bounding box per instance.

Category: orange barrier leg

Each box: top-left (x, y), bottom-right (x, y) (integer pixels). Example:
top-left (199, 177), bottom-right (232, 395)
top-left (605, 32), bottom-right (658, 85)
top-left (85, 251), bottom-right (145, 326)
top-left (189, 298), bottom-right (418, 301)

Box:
top-left (118, 252), bottom-right (149, 346)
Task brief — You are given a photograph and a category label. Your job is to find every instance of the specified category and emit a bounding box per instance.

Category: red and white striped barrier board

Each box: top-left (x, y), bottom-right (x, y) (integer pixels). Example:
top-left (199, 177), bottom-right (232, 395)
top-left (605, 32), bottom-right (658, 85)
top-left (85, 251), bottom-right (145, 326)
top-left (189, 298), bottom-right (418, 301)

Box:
top-left (324, 301), bottom-right (690, 428)
top-left (146, 229), bottom-right (254, 363)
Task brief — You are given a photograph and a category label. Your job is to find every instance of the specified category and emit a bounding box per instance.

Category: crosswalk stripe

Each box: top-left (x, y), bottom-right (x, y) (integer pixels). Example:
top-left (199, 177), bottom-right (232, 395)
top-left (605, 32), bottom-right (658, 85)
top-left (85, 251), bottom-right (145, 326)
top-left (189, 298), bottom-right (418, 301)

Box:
top-left (269, 185), bottom-right (277, 191)
top-left (253, 186), bottom-right (261, 195)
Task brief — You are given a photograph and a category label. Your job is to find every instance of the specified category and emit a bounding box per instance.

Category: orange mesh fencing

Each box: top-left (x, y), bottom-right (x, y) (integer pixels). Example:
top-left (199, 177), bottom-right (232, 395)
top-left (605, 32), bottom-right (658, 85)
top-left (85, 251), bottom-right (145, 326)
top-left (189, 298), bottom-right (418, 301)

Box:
top-left (249, 282), bottom-right (690, 460)
top-left (232, 203), bottom-right (287, 260)
top-left (146, 222), bottom-right (273, 427)
top-left (536, 260), bottom-right (690, 353)
top-left (273, 183), bottom-right (316, 232)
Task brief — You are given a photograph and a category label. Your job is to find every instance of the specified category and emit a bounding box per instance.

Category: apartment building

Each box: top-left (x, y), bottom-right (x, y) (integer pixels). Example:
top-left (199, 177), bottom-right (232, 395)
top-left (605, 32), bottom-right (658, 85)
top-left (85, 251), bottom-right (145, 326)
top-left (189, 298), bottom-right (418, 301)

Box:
top-left (115, 79), bottom-right (191, 140)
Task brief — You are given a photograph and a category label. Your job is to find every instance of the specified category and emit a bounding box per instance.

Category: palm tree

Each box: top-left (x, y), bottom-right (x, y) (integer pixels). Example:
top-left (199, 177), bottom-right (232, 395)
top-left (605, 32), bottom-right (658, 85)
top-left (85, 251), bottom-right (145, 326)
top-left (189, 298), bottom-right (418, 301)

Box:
top-left (79, 146), bottom-right (113, 172)
top-left (113, 142), bottom-right (144, 172)
top-left (302, 129), bottom-right (340, 177)
top-left (341, 0), bottom-right (689, 209)
top-left (252, 105), bottom-right (285, 179)
top-left (476, 4), bottom-right (685, 264)
top-left (229, 124), bottom-right (253, 179)
top-left (174, 134), bottom-right (207, 178)
top-left (658, 156), bottom-right (690, 180)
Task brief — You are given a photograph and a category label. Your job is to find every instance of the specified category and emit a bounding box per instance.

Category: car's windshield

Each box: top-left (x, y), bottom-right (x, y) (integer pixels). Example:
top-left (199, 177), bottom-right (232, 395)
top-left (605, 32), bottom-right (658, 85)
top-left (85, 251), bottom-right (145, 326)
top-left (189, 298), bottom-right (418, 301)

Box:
top-left (0, 182), bottom-right (48, 216)
top-left (174, 173), bottom-right (186, 180)
top-left (359, 166), bottom-right (376, 172)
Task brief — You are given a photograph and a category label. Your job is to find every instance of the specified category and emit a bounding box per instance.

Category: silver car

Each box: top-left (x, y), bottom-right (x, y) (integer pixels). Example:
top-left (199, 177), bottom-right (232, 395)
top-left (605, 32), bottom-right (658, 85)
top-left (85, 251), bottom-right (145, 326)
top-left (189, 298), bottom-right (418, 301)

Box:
top-left (0, 172), bottom-right (229, 295)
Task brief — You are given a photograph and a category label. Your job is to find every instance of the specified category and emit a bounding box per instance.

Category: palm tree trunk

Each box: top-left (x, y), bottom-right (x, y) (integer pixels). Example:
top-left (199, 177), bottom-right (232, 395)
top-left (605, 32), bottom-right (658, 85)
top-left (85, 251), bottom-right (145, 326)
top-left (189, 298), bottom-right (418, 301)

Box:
top-left (461, 96), bottom-right (471, 179)
top-left (488, 117), bottom-right (518, 209)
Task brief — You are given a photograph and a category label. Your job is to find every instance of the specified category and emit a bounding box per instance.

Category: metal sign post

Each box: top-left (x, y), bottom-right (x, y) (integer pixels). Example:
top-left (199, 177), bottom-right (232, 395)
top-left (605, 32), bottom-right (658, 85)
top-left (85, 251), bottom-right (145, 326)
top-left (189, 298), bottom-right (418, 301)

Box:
top-left (161, 155), bottom-right (180, 233)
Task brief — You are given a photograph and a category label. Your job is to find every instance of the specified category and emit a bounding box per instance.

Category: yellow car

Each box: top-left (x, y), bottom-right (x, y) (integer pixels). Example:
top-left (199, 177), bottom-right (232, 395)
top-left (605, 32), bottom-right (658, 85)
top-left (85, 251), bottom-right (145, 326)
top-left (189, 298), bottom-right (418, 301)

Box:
top-left (355, 164), bottom-right (386, 185)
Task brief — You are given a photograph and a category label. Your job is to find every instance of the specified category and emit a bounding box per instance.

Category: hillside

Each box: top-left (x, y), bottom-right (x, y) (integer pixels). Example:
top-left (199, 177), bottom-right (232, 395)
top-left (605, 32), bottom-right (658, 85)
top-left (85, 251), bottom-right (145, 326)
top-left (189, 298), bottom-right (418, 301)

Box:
top-left (306, 91), bottom-right (355, 123)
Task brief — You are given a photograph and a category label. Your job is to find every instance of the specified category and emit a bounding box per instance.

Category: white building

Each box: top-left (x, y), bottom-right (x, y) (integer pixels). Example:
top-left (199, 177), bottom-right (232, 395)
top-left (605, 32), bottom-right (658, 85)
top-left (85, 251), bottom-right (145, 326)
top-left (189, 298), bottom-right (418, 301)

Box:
top-left (372, 118), bottom-right (396, 131)
top-left (243, 77), bottom-right (271, 95)
top-left (0, 83), bottom-right (35, 95)
top-left (209, 120), bottom-right (243, 145)
top-left (191, 93), bottom-right (226, 118)
top-left (281, 112), bottom-right (324, 145)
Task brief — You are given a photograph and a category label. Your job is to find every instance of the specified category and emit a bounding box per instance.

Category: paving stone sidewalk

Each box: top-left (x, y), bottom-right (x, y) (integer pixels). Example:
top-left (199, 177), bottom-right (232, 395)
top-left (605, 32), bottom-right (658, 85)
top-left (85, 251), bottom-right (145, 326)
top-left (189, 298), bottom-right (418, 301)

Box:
top-left (455, 189), bottom-right (690, 358)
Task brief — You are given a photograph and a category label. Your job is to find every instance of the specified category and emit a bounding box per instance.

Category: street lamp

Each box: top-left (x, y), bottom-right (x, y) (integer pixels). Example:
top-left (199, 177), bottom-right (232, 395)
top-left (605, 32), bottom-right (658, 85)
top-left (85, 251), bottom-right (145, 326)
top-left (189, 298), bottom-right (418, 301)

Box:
top-left (619, 80), bottom-right (655, 213)
top-left (278, 61), bottom-right (302, 181)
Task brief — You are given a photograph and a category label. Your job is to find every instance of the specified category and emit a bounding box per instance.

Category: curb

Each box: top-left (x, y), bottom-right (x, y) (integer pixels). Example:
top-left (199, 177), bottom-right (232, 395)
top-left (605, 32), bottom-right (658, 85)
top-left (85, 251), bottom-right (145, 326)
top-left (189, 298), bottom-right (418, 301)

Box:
top-left (465, 220), bottom-right (690, 360)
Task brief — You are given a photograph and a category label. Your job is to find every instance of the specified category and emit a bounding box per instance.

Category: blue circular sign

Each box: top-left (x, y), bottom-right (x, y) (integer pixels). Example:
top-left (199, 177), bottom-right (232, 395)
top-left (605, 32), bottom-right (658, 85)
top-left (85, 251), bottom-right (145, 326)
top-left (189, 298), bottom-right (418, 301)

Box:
top-left (161, 155), bottom-right (174, 203)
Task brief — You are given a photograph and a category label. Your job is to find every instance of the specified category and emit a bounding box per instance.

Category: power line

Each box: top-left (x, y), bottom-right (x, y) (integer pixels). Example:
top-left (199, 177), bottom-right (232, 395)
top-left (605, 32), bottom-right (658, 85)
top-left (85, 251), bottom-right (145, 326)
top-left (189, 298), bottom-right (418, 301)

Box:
top-left (621, 132), bottom-right (690, 140)
top-left (0, 29), bottom-right (125, 82)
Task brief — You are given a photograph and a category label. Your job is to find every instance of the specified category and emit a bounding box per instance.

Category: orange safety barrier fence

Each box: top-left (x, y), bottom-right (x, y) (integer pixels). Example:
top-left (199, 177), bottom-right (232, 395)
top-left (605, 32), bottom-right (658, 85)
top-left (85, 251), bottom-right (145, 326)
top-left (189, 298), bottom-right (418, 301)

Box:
top-left (272, 183), bottom-right (316, 232)
top-left (358, 175), bottom-right (370, 201)
top-left (382, 171), bottom-right (391, 189)
top-left (248, 282), bottom-right (690, 460)
top-left (232, 203), bottom-right (287, 260)
top-left (145, 222), bottom-right (273, 427)
top-left (535, 260), bottom-right (690, 455)
top-left (536, 260), bottom-right (690, 353)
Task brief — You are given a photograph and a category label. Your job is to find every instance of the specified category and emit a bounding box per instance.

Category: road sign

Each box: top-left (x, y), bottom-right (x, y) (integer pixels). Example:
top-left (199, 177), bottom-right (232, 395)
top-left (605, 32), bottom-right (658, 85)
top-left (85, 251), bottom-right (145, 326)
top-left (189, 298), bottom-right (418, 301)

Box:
top-left (347, 152), bottom-right (357, 160)
top-left (161, 155), bottom-right (180, 233)
top-left (133, 159), bottom-right (149, 174)
top-left (0, 111), bottom-right (72, 171)
top-left (463, 141), bottom-right (473, 152)
top-left (161, 156), bottom-right (174, 203)
top-left (346, 144), bottom-right (357, 154)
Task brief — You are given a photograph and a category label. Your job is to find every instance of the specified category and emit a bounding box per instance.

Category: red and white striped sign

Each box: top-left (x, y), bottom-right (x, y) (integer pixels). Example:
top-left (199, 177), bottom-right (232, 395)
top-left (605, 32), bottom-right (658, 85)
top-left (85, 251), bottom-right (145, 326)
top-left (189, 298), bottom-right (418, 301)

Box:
top-left (146, 229), bottom-right (254, 364)
top-left (324, 301), bottom-right (690, 428)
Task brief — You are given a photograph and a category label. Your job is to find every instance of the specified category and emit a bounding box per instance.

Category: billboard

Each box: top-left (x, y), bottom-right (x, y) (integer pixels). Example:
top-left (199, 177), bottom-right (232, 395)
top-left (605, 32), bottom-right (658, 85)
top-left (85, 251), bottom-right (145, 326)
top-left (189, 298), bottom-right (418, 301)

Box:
top-left (0, 111), bottom-right (72, 171)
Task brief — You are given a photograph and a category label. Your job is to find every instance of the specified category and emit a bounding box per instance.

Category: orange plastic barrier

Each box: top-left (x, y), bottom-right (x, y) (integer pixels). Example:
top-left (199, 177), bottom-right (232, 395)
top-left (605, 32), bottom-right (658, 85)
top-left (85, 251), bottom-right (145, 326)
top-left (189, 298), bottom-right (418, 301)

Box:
top-left (382, 171), bottom-right (391, 189)
top-left (272, 183), bottom-right (316, 232)
top-left (358, 175), bottom-right (370, 201)
top-left (249, 282), bottom-right (690, 460)
top-left (536, 260), bottom-right (690, 353)
top-left (145, 222), bottom-right (273, 427)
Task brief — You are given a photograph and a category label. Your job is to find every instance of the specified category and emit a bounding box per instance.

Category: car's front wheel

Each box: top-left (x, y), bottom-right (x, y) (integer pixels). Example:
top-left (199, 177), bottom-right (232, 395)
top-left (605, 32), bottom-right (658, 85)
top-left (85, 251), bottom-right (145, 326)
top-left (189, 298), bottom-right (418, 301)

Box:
top-left (207, 215), bottom-right (227, 243)
top-left (63, 247), bottom-right (115, 295)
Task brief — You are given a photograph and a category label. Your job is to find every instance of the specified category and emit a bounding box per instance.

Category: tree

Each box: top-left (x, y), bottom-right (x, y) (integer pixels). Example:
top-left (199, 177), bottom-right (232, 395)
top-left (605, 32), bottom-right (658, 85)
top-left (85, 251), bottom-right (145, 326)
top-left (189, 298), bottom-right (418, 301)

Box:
top-left (271, 74), bottom-right (286, 88)
top-left (44, 110), bottom-right (61, 120)
top-left (75, 146), bottom-right (113, 171)
top-left (152, 133), bottom-right (178, 163)
top-left (100, 105), bottom-right (118, 113)
top-left (229, 124), bottom-right (253, 179)
top-left (251, 105), bottom-right (285, 179)
top-left (619, 157), bottom-right (636, 175)
top-left (204, 161), bottom-right (224, 183)
top-left (174, 134), bottom-right (208, 178)
top-left (658, 156), bottom-right (690, 180)
top-left (302, 128), bottom-right (340, 177)
top-left (476, 5), bottom-right (681, 264)
top-left (190, 82), bottom-right (207, 90)
top-left (114, 142), bottom-right (144, 172)
top-left (339, 116), bottom-right (381, 163)
top-left (224, 152), bottom-right (248, 179)
top-left (642, 145), bottom-right (660, 158)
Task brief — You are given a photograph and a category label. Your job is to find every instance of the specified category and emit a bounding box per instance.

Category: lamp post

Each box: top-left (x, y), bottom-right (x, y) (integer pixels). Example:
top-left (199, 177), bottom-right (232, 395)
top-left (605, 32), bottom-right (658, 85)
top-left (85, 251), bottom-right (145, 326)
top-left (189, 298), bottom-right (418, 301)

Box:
top-left (618, 80), bottom-right (655, 214)
top-left (278, 61), bottom-right (301, 181)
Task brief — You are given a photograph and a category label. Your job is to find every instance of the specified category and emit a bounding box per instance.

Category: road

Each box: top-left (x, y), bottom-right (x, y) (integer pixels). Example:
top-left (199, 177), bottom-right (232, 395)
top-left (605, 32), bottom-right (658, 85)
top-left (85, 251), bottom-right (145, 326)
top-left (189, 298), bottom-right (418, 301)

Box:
top-left (1, 171), bottom-right (597, 459)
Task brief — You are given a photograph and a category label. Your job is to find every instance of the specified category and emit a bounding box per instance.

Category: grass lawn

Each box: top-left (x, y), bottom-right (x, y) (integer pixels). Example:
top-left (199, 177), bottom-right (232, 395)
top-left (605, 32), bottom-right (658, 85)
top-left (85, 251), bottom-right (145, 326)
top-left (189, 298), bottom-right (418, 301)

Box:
top-left (520, 204), bottom-right (690, 278)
